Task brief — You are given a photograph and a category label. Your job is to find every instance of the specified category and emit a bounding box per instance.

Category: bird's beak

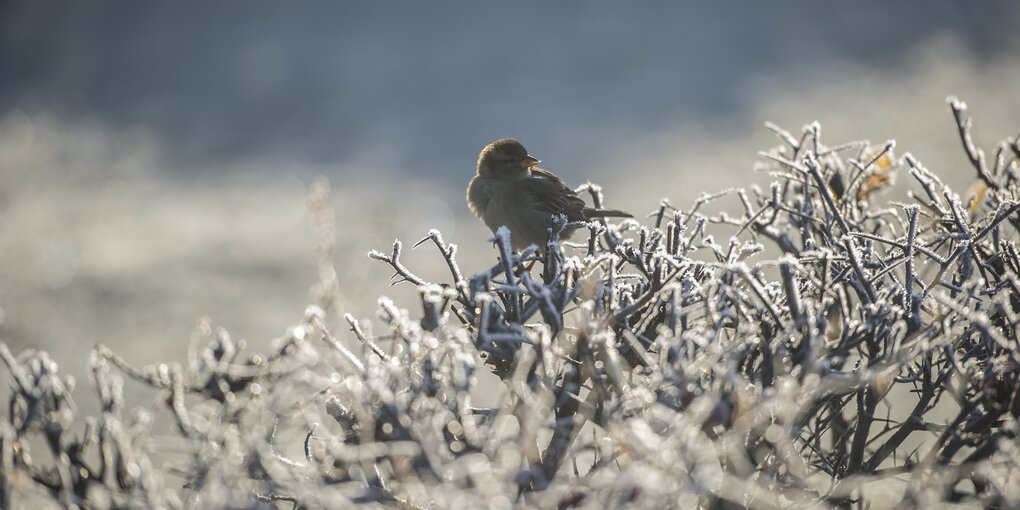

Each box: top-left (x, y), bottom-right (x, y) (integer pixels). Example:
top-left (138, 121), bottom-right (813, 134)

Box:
top-left (520, 156), bottom-right (540, 169)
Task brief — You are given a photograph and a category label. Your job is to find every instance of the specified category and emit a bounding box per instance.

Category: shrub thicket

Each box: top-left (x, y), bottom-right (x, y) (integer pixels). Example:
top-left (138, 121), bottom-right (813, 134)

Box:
top-left (2, 99), bottom-right (1019, 508)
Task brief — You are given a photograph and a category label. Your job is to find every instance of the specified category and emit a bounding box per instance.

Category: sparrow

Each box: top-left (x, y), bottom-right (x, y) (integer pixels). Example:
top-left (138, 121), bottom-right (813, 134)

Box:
top-left (467, 138), bottom-right (631, 252)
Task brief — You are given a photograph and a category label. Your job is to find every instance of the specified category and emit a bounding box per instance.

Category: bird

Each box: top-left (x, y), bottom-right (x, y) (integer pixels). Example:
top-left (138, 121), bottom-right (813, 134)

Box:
top-left (467, 138), bottom-right (632, 252)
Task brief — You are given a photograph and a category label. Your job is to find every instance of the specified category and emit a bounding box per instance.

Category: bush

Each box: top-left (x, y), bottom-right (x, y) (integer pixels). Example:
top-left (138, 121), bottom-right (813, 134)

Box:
top-left (3, 98), bottom-right (1019, 509)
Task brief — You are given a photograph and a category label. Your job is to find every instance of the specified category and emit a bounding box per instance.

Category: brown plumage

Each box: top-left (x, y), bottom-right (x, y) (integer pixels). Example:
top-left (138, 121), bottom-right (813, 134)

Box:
top-left (467, 139), bottom-right (631, 251)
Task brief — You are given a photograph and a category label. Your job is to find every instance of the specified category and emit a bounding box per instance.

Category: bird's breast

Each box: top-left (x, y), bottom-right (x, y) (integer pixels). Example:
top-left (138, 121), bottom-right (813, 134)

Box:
top-left (467, 177), bottom-right (551, 250)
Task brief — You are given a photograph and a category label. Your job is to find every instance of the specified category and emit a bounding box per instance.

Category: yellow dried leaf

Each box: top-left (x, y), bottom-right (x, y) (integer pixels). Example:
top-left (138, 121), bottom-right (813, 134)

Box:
top-left (965, 181), bottom-right (989, 214)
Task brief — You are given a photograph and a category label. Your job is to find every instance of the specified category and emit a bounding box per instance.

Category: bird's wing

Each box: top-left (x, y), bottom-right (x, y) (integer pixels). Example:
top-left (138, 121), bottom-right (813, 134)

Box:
top-left (523, 169), bottom-right (588, 221)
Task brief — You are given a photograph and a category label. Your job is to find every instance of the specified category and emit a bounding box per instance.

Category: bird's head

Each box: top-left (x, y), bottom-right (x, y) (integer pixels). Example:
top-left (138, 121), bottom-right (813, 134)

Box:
top-left (477, 138), bottom-right (540, 179)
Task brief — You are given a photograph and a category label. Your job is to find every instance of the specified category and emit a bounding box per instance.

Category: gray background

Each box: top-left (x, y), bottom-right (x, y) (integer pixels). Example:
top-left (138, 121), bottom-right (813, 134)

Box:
top-left (2, 2), bottom-right (1019, 411)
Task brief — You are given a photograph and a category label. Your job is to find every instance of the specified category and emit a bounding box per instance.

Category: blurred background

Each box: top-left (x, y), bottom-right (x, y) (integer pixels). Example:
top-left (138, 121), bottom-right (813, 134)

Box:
top-left (2, 2), bottom-right (1020, 401)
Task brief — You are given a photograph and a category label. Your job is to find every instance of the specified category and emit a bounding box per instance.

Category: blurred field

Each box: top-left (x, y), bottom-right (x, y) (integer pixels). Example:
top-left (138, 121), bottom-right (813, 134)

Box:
top-left (1, 2), bottom-right (1020, 415)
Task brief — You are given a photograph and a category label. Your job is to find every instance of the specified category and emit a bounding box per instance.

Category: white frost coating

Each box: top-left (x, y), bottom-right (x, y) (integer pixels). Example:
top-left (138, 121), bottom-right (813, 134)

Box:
top-left (304, 305), bottom-right (326, 322)
top-left (13, 117), bottom-right (1019, 509)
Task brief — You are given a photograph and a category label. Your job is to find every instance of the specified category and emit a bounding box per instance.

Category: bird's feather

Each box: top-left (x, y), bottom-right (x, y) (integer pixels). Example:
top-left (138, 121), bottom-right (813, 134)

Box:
top-left (524, 168), bottom-right (590, 221)
top-left (524, 169), bottom-right (633, 221)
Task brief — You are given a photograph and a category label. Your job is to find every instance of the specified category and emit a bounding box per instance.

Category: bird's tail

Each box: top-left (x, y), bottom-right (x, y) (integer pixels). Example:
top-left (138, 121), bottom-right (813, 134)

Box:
top-left (584, 208), bottom-right (633, 219)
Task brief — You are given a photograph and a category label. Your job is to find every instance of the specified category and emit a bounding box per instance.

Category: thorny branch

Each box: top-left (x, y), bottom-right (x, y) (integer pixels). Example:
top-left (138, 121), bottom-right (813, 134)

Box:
top-left (2, 99), bottom-right (1019, 509)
